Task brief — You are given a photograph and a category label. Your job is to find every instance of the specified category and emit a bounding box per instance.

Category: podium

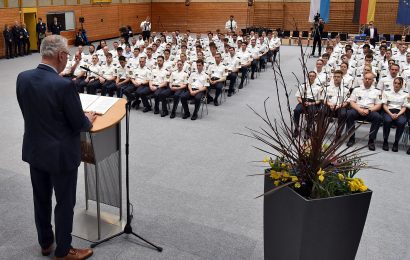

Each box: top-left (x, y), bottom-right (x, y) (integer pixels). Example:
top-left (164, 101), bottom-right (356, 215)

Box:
top-left (73, 98), bottom-right (127, 242)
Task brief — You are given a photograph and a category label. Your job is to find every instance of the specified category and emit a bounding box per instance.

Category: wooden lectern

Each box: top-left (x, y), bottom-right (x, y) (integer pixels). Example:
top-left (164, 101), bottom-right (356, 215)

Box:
top-left (73, 98), bottom-right (127, 242)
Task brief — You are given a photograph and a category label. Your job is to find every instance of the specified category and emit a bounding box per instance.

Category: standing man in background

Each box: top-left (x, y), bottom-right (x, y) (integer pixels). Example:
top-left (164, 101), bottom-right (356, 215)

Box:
top-left (16, 35), bottom-right (95, 260)
top-left (311, 17), bottom-right (324, 57)
top-left (225, 15), bottom-right (237, 33)
top-left (140, 16), bottom-right (151, 41)
top-left (21, 23), bottom-right (30, 55)
top-left (364, 21), bottom-right (378, 48)
top-left (36, 17), bottom-right (47, 51)
top-left (3, 24), bottom-right (14, 59)
top-left (50, 17), bottom-right (62, 35)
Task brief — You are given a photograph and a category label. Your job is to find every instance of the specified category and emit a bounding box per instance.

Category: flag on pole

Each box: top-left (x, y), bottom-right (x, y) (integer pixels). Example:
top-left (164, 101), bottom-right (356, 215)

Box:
top-left (397, 0), bottom-right (410, 26)
top-left (309, 0), bottom-right (330, 23)
top-left (352, 0), bottom-right (377, 24)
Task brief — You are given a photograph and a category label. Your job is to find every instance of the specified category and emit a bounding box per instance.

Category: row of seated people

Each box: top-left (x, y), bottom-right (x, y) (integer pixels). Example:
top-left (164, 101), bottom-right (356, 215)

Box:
top-left (60, 32), bottom-right (280, 120)
top-left (294, 69), bottom-right (410, 154)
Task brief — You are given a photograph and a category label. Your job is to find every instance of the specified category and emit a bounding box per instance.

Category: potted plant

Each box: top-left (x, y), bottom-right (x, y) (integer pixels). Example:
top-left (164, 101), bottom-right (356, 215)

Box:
top-left (241, 48), bottom-right (378, 260)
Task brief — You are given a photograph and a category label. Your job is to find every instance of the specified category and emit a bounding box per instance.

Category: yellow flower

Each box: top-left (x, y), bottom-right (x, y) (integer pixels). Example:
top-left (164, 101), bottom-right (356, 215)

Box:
top-left (274, 180), bottom-right (280, 186)
top-left (281, 163), bottom-right (287, 168)
top-left (270, 171), bottom-right (281, 180)
top-left (338, 174), bottom-right (344, 180)
top-left (359, 185), bottom-right (368, 192)
top-left (282, 172), bottom-right (290, 178)
top-left (291, 176), bottom-right (298, 182)
top-left (317, 168), bottom-right (325, 176)
top-left (318, 175), bottom-right (325, 182)
top-left (294, 182), bottom-right (301, 188)
top-left (263, 156), bottom-right (270, 163)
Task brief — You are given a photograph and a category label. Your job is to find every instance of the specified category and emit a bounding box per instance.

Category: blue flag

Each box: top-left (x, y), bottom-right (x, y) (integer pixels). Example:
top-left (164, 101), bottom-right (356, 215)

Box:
top-left (320, 0), bottom-right (330, 23)
top-left (397, 0), bottom-right (410, 26)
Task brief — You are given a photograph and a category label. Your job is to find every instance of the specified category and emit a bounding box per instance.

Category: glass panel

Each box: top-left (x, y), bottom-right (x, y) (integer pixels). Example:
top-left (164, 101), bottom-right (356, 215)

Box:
top-left (53, 0), bottom-right (64, 5)
top-left (38, 0), bottom-right (52, 6)
top-left (66, 0), bottom-right (77, 5)
top-left (8, 0), bottom-right (19, 8)
top-left (22, 0), bottom-right (36, 7)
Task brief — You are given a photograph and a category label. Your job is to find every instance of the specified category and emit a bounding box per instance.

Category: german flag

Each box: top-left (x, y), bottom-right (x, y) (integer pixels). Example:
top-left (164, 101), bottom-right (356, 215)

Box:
top-left (353, 0), bottom-right (377, 24)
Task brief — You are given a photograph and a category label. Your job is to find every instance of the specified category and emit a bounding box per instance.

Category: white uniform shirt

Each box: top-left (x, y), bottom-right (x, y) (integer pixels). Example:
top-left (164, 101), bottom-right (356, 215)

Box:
top-left (350, 86), bottom-right (382, 109)
top-left (377, 75), bottom-right (396, 93)
top-left (269, 37), bottom-right (281, 49)
top-left (225, 20), bottom-right (237, 31)
top-left (237, 49), bottom-right (252, 65)
top-left (132, 65), bottom-right (151, 84)
top-left (140, 20), bottom-right (151, 31)
top-left (322, 84), bottom-right (350, 105)
top-left (169, 70), bottom-right (189, 86)
top-left (88, 64), bottom-right (102, 79)
top-left (224, 54), bottom-right (241, 71)
top-left (207, 62), bottom-right (226, 79)
top-left (150, 66), bottom-right (169, 85)
top-left (382, 89), bottom-right (408, 110)
top-left (116, 65), bottom-right (132, 80)
top-left (101, 63), bottom-right (117, 79)
top-left (188, 70), bottom-right (210, 90)
top-left (295, 82), bottom-right (322, 101)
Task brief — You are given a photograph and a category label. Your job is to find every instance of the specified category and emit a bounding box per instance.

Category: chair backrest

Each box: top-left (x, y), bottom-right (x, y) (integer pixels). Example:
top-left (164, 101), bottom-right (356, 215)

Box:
top-left (405, 35), bottom-right (410, 43)
top-left (394, 34), bottom-right (403, 41)
top-left (321, 31), bottom-right (329, 39)
top-left (383, 34), bottom-right (391, 41)
top-left (302, 31), bottom-right (309, 38)
top-left (340, 33), bottom-right (348, 41)
top-left (283, 30), bottom-right (291, 37)
top-left (292, 31), bottom-right (300, 37)
top-left (330, 32), bottom-right (338, 39)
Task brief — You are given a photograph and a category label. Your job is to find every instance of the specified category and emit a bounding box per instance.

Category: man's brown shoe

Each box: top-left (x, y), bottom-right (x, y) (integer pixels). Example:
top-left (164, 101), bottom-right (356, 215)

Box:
top-left (54, 248), bottom-right (93, 260)
top-left (41, 244), bottom-right (53, 256)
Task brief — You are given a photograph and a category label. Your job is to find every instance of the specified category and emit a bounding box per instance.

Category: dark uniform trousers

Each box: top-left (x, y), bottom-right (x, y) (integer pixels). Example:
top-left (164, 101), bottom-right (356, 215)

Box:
top-left (73, 77), bottom-right (86, 93)
top-left (227, 72), bottom-right (237, 94)
top-left (86, 79), bottom-right (102, 95)
top-left (383, 109), bottom-right (407, 142)
top-left (293, 103), bottom-right (318, 130)
top-left (346, 110), bottom-right (382, 141)
top-left (325, 106), bottom-right (348, 136)
top-left (136, 85), bottom-right (153, 108)
top-left (259, 54), bottom-right (267, 69)
top-left (251, 59), bottom-right (258, 77)
top-left (181, 90), bottom-right (204, 115)
top-left (30, 165), bottom-right (78, 258)
top-left (209, 78), bottom-right (223, 103)
top-left (239, 66), bottom-right (248, 85)
top-left (156, 87), bottom-right (172, 112)
top-left (116, 80), bottom-right (130, 98)
top-left (170, 88), bottom-right (187, 112)
top-left (101, 80), bottom-right (116, 97)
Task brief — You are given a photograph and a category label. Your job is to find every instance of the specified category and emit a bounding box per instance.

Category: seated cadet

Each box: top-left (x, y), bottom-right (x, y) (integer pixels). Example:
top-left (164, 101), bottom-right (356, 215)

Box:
top-left (83, 54), bottom-right (103, 94)
top-left (322, 70), bottom-right (350, 138)
top-left (247, 38), bottom-right (260, 79)
top-left (115, 56), bottom-right (132, 97)
top-left (70, 52), bottom-right (87, 93)
top-left (346, 72), bottom-right (383, 150)
top-left (123, 56), bottom-right (151, 109)
top-left (340, 62), bottom-right (354, 89)
top-left (207, 53), bottom-right (226, 106)
top-left (237, 41), bottom-right (252, 89)
top-left (268, 31), bottom-right (281, 64)
top-left (146, 55), bottom-right (170, 116)
top-left (314, 59), bottom-right (329, 86)
top-left (180, 59), bottom-right (209, 120)
top-left (377, 63), bottom-right (401, 93)
top-left (257, 36), bottom-right (269, 69)
top-left (169, 60), bottom-right (189, 118)
top-left (100, 53), bottom-right (117, 96)
top-left (355, 53), bottom-right (377, 77)
top-left (293, 71), bottom-right (322, 137)
top-left (382, 77), bottom-right (408, 152)
top-left (352, 65), bottom-right (375, 89)
top-left (224, 46), bottom-right (240, 96)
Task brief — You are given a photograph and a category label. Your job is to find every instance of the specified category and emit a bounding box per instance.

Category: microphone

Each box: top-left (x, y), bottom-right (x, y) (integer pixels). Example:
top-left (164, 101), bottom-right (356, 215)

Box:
top-left (80, 65), bottom-right (91, 72)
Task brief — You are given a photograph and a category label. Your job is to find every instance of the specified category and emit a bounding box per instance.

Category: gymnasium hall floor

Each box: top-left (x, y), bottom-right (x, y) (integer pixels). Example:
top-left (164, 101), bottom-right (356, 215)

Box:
top-left (0, 43), bottom-right (409, 260)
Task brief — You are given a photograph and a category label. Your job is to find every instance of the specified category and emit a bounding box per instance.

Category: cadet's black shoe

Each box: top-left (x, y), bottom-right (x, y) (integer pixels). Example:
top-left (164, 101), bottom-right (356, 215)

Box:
top-left (238, 83), bottom-right (243, 89)
top-left (368, 140), bottom-right (376, 151)
top-left (182, 113), bottom-right (190, 119)
top-left (292, 129), bottom-right (299, 138)
top-left (170, 112), bottom-right (176, 119)
top-left (191, 114), bottom-right (198, 120)
top-left (227, 92), bottom-right (232, 97)
top-left (392, 142), bottom-right (399, 152)
top-left (161, 111), bottom-right (169, 117)
top-left (143, 107), bottom-right (152, 113)
top-left (251, 74), bottom-right (255, 80)
top-left (347, 138), bottom-right (355, 147)
top-left (154, 109), bottom-right (160, 114)
top-left (382, 140), bottom-right (389, 151)
top-left (407, 147), bottom-right (410, 155)
top-left (214, 100), bottom-right (219, 106)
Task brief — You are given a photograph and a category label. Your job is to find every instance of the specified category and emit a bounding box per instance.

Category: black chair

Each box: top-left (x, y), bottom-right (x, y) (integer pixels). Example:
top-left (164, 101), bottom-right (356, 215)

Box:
top-left (292, 31), bottom-right (300, 38)
top-left (394, 34), bottom-right (402, 42)
top-left (321, 31), bottom-right (329, 39)
top-left (405, 35), bottom-right (410, 43)
top-left (330, 32), bottom-right (338, 39)
top-left (340, 33), bottom-right (348, 41)
top-left (383, 34), bottom-right (391, 42)
top-left (283, 30), bottom-right (291, 38)
top-left (302, 31), bottom-right (309, 38)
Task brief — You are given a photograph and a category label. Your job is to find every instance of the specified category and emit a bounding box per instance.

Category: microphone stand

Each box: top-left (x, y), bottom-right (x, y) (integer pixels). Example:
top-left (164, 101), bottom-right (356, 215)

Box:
top-left (90, 101), bottom-right (163, 253)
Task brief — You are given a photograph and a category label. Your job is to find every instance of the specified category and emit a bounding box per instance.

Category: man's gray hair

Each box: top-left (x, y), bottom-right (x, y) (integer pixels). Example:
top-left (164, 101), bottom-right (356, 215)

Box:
top-left (40, 35), bottom-right (68, 57)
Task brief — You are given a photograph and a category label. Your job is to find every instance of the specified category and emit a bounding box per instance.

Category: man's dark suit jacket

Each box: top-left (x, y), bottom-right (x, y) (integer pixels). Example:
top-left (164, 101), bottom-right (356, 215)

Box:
top-left (16, 64), bottom-right (92, 174)
top-left (50, 23), bottom-right (62, 35)
top-left (364, 27), bottom-right (379, 41)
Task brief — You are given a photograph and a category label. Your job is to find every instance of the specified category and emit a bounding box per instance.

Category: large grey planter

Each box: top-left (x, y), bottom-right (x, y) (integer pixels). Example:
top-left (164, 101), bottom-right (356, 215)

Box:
top-left (264, 175), bottom-right (372, 260)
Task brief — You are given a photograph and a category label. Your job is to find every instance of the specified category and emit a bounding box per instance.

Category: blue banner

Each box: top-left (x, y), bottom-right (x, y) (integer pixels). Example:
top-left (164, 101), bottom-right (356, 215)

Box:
top-left (397, 0), bottom-right (410, 26)
top-left (320, 0), bottom-right (330, 23)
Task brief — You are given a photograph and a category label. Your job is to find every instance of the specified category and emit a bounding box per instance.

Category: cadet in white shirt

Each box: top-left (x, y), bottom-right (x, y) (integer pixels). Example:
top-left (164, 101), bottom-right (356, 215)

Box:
top-left (224, 46), bottom-right (241, 96)
top-left (140, 16), bottom-right (151, 41)
top-left (225, 15), bottom-right (237, 33)
top-left (100, 53), bottom-right (118, 96)
top-left (346, 72), bottom-right (383, 150)
top-left (377, 63), bottom-right (401, 93)
top-left (248, 39), bottom-right (260, 79)
top-left (237, 41), bottom-right (252, 88)
top-left (181, 59), bottom-right (209, 120)
top-left (293, 71), bottom-right (322, 137)
top-left (169, 60), bottom-right (189, 118)
top-left (268, 31), bottom-right (281, 64)
top-left (83, 54), bottom-right (103, 95)
top-left (322, 70), bottom-right (350, 138)
top-left (382, 77), bottom-right (408, 152)
top-left (207, 53), bottom-right (226, 106)
top-left (147, 55), bottom-right (170, 116)
top-left (115, 56), bottom-right (132, 97)
top-left (123, 56), bottom-right (151, 109)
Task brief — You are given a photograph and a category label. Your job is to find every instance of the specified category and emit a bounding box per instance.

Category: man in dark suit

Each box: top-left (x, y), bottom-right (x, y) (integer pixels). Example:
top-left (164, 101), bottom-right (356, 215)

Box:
top-left (12, 21), bottom-right (22, 56)
top-left (3, 24), bottom-right (14, 59)
top-left (364, 21), bottom-right (378, 47)
top-left (36, 17), bottom-right (47, 51)
top-left (21, 23), bottom-right (30, 55)
top-left (50, 17), bottom-right (62, 35)
top-left (311, 17), bottom-right (324, 57)
top-left (16, 35), bottom-right (95, 260)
